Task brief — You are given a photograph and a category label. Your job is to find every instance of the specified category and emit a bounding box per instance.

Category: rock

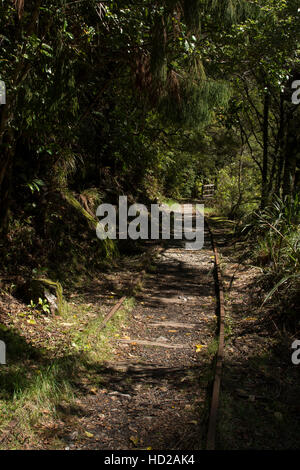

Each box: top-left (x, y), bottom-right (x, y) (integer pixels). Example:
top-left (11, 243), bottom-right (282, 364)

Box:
top-left (70, 431), bottom-right (79, 441)
top-left (156, 336), bottom-right (169, 342)
top-left (44, 289), bottom-right (58, 315)
top-left (15, 278), bottom-right (64, 315)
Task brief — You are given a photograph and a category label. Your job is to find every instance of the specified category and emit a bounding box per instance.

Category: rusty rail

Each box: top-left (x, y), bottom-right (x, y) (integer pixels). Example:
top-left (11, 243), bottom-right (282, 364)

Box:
top-left (99, 296), bottom-right (127, 330)
top-left (205, 218), bottom-right (225, 450)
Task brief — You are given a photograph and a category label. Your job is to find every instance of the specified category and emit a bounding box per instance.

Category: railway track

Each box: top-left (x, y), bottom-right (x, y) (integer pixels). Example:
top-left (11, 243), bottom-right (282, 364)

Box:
top-left (205, 218), bottom-right (225, 450)
top-left (88, 211), bottom-right (225, 451)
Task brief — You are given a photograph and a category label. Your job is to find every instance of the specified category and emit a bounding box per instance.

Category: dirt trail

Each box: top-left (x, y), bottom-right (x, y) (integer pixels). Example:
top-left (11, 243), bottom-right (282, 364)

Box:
top-left (62, 224), bottom-right (218, 450)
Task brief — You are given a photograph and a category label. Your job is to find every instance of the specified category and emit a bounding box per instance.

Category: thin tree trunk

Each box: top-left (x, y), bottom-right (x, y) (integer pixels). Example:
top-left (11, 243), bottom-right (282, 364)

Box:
top-left (275, 93), bottom-right (285, 196)
top-left (261, 90), bottom-right (270, 209)
top-left (0, 130), bottom-right (14, 235)
top-left (282, 107), bottom-right (299, 198)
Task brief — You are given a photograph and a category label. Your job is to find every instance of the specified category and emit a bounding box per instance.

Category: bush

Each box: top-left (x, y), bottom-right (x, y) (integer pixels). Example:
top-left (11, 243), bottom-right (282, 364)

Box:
top-left (215, 156), bottom-right (260, 219)
top-left (244, 194), bottom-right (300, 314)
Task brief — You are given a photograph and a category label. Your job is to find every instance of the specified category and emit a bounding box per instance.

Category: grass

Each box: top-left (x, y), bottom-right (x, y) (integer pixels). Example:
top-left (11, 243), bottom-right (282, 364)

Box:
top-left (162, 198), bottom-right (180, 207)
top-left (0, 293), bottom-right (135, 449)
top-left (0, 357), bottom-right (76, 449)
top-left (205, 338), bottom-right (219, 357)
top-left (68, 296), bottom-right (135, 363)
top-left (204, 207), bottom-right (217, 216)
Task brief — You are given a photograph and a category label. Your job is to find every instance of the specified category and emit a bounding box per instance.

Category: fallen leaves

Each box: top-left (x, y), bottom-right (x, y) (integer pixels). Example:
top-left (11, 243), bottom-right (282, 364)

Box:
top-left (130, 435), bottom-right (139, 446)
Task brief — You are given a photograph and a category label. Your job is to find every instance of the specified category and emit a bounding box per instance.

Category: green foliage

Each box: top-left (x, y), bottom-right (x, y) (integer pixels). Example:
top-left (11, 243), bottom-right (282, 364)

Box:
top-left (215, 155), bottom-right (260, 218)
top-left (244, 194), bottom-right (300, 307)
top-left (0, 0), bottom-right (299, 329)
top-left (27, 298), bottom-right (50, 315)
top-left (253, 195), bottom-right (300, 269)
top-left (62, 190), bottom-right (98, 229)
top-left (25, 179), bottom-right (45, 194)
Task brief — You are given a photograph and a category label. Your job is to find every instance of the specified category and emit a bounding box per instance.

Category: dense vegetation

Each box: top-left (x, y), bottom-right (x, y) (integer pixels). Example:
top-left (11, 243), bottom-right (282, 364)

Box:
top-left (1, 0), bottom-right (299, 304)
top-left (0, 0), bottom-right (299, 450)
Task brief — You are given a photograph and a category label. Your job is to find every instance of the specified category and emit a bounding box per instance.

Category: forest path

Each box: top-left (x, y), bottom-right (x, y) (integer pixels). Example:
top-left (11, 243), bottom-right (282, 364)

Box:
top-left (61, 216), bottom-right (218, 450)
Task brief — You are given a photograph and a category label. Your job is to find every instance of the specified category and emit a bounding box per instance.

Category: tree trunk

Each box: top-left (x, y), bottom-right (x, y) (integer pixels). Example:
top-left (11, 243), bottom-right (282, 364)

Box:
top-left (0, 131), bottom-right (14, 235)
top-left (261, 90), bottom-right (270, 209)
top-left (0, 103), bottom-right (14, 235)
top-left (275, 93), bottom-right (286, 196)
top-left (282, 107), bottom-right (300, 198)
